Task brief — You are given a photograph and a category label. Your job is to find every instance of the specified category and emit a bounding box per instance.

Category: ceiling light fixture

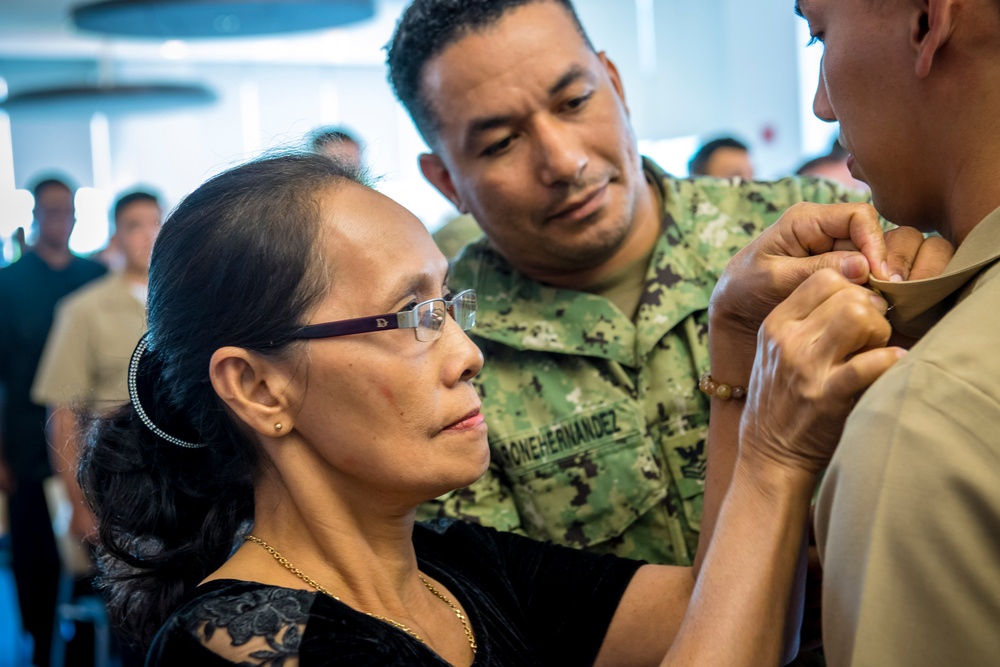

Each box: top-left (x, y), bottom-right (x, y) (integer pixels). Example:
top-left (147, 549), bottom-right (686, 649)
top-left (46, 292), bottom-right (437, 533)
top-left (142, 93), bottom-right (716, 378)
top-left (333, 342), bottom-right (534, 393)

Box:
top-left (70, 0), bottom-right (377, 39)
top-left (0, 83), bottom-right (216, 115)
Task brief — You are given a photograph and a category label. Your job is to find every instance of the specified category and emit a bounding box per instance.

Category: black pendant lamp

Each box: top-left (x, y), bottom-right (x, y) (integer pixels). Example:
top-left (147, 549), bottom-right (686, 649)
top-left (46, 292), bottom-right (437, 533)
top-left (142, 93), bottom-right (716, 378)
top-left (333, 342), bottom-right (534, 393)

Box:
top-left (71, 0), bottom-right (377, 38)
top-left (0, 83), bottom-right (216, 115)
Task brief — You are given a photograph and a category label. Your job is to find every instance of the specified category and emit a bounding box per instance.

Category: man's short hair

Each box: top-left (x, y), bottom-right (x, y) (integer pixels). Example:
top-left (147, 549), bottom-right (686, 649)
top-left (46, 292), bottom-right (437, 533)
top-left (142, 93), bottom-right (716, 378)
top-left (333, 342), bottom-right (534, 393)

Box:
top-left (113, 191), bottom-right (159, 222)
top-left (308, 126), bottom-right (360, 153)
top-left (386, 0), bottom-right (594, 146)
top-left (797, 137), bottom-right (848, 175)
top-left (31, 176), bottom-right (74, 200)
top-left (688, 137), bottom-right (749, 176)
top-left (796, 155), bottom-right (840, 176)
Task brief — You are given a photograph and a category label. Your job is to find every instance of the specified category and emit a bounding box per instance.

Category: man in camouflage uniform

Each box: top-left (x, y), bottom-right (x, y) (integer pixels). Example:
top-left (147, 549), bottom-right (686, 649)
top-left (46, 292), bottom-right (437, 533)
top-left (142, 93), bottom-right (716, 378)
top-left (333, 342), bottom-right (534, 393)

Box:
top-left (386, 0), bottom-right (867, 566)
top-left (429, 161), bottom-right (860, 566)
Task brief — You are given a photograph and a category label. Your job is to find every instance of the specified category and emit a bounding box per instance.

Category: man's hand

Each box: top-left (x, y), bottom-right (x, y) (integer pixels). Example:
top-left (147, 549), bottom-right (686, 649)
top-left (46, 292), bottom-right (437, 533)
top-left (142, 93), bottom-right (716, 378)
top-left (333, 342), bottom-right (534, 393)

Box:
top-left (883, 227), bottom-right (955, 281)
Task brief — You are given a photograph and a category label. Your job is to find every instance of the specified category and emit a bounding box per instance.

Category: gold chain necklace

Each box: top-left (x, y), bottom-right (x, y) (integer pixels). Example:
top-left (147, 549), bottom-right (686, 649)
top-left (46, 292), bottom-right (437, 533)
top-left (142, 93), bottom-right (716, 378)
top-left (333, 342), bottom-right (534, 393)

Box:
top-left (244, 534), bottom-right (477, 655)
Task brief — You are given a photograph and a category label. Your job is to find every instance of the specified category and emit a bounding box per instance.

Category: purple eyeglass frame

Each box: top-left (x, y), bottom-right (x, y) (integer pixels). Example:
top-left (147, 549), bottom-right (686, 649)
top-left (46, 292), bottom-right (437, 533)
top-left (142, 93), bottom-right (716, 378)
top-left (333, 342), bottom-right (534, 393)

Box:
top-left (291, 289), bottom-right (476, 341)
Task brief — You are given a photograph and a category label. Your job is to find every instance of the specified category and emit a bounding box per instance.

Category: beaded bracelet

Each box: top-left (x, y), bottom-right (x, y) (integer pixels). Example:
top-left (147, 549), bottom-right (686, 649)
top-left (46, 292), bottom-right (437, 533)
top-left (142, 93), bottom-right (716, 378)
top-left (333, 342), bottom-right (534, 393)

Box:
top-left (698, 372), bottom-right (747, 400)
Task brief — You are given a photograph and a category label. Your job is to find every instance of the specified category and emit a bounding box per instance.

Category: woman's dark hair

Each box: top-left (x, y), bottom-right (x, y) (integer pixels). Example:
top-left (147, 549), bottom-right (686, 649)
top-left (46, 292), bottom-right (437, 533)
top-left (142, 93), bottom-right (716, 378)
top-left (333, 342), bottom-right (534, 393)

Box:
top-left (78, 152), bottom-right (358, 648)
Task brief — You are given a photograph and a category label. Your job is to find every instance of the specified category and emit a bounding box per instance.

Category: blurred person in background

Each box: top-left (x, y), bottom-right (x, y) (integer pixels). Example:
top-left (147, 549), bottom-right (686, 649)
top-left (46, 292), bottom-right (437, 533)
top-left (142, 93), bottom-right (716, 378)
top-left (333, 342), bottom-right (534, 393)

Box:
top-left (0, 176), bottom-right (105, 667)
top-left (309, 126), bottom-right (364, 171)
top-left (688, 136), bottom-right (755, 180)
top-left (34, 190), bottom-right (161, 545)
top-left (796, 139), bottom-right (868, 193)
top-left (31, 189), bottom-right (160, 666)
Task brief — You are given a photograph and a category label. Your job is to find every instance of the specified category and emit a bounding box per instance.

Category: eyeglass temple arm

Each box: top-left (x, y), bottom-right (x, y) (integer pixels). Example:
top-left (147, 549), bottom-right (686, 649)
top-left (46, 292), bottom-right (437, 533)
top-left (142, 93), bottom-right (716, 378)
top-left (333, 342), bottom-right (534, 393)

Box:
top-left (295, 312), bottom-right (410, 339)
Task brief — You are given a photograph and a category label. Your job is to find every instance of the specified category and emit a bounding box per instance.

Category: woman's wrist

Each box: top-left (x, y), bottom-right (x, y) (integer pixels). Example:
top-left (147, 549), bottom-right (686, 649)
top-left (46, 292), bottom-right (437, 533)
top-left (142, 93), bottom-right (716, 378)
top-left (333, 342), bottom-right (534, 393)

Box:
top-left (733, 450), bottom-right (819, 505)
top-left (707, 325), bottom-right (756, 397)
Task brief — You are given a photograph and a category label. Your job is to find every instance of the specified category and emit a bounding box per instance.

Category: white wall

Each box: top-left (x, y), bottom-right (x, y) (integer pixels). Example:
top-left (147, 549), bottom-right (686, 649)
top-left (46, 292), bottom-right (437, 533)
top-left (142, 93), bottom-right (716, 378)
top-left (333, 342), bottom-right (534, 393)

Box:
top-left (577, 0), bottom-right (814, 178)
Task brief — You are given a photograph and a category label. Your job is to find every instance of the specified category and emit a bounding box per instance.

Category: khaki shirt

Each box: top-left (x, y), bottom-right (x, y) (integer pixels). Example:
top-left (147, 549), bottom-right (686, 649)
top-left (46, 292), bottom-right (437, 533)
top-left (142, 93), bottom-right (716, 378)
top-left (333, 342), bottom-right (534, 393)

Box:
top-left (817, 206), bottom-right (1000, 665)
top-left (419, 158), bottom-right (864, 566)
top-left (32, 273), bottom-right (147, 414)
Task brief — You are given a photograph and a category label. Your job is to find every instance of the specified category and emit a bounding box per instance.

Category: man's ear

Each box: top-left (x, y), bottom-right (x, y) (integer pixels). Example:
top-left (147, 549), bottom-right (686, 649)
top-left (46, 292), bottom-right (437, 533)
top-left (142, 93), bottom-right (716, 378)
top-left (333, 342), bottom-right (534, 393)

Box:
top-left (209, 346), bottom-right (296, 438)
top-left (598, 51), bottom-right (630, 116)
top-left (913, 0), bottom-right (958, 78)
top-left (419, 153), bottom-right (467, 214)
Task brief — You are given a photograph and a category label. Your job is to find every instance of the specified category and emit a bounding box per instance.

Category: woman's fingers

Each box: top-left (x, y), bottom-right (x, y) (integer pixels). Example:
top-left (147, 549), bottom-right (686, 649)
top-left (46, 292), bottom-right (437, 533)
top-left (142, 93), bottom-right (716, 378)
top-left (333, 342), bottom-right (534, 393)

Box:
top-left (744, 268), bottom-right (905, 475)
top-left (776, 202), bottom-right (885, 267)
top-left (767, 268), bottom-right (885, 325)
top-left (765, 271), bottom-right (894, 393)
top-left (809, 285), bottom-right (892, 358)
top-left (827, 347), bottom-right (906, 401)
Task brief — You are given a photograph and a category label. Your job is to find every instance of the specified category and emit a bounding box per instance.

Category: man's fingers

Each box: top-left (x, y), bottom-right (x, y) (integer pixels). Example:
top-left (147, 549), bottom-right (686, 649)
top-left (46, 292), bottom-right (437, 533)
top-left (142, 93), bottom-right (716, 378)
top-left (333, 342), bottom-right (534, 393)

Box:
top-left (883, 229), bottom-right (955, 282)
top-left (884, 226), bottom-right (925, 281)
top-left (909, 235), bottom-right (955, 281)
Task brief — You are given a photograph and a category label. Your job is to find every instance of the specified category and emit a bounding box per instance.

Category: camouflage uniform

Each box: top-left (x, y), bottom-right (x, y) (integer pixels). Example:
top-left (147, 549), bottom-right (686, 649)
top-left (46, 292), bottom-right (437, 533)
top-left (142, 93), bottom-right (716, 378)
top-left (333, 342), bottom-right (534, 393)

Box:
top-left (418, 158), bottom-right (865, 566)
top-left (433, 213), bottom-right (484, 260)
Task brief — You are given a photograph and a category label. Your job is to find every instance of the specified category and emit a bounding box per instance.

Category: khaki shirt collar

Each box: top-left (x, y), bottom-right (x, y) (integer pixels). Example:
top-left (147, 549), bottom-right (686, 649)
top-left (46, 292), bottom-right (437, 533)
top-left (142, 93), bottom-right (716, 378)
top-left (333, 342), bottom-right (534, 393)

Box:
top-left (870, 205), bottom-right (1000, 338)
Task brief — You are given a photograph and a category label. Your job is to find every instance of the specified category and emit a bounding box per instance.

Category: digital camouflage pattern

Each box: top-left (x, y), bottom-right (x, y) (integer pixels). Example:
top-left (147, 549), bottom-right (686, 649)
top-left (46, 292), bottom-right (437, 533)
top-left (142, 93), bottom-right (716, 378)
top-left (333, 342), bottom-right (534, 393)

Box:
top-left (417, 158), bottom-right (868, 566)
top-left (432, 213), bottom-right (484, 260)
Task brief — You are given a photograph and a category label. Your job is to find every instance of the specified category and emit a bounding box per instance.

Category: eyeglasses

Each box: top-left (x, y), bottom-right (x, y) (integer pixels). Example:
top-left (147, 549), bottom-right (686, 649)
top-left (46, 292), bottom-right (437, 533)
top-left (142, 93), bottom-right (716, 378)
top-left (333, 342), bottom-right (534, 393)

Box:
top-left (292, 289), bottom-right (477, 343)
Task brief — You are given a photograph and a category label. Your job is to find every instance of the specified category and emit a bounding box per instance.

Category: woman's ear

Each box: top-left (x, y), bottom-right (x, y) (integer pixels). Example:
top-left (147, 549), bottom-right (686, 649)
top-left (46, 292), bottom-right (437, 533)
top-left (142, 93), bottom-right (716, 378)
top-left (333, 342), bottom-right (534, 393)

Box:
top-left (209, 346), bottom-right (296, 438)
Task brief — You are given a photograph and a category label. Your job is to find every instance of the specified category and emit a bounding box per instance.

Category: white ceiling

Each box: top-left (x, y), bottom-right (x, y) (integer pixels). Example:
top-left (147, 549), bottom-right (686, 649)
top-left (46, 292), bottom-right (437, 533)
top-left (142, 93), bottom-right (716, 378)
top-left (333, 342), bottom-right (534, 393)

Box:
top-left (0, 0), bottom-right (406, 65)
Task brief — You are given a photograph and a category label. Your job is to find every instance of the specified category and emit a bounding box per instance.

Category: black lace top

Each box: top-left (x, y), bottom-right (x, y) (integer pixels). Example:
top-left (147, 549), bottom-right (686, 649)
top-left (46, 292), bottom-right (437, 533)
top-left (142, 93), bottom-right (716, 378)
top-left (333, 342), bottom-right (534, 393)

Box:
top-left (146, 520), bottom-right (643, 666)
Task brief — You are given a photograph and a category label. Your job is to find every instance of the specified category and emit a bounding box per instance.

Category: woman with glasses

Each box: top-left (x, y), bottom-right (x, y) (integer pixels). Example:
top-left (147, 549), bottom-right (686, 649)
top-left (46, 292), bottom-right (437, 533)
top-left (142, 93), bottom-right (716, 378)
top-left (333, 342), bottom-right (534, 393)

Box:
top-left (80, 153), bottom-right (898, 666)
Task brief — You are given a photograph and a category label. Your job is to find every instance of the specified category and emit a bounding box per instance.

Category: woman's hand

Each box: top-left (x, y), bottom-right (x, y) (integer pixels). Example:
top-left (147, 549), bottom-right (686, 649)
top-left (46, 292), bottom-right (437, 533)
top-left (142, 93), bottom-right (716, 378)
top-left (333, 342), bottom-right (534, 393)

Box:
top-left (738, 268), bottom-right (904, 477)
top-left (711, 203), bottom-right (887, 352)
top-left (710, 202), bottom-right (953, 366)
top-left (697, 204), bottom-right (952, 572)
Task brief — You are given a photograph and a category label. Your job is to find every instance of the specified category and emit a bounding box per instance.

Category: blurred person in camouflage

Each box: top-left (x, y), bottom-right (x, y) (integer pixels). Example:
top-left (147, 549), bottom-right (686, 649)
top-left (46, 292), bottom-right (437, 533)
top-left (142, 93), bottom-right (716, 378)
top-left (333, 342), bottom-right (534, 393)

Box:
top-left (385, 0), bottom-right (932, 568)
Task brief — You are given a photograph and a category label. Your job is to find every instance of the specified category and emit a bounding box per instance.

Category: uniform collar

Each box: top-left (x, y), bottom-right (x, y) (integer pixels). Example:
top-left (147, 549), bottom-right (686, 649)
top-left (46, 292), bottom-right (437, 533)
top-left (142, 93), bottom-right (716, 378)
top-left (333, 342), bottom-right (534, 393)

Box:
top-left (871, 205), bottom-right (1000, 338)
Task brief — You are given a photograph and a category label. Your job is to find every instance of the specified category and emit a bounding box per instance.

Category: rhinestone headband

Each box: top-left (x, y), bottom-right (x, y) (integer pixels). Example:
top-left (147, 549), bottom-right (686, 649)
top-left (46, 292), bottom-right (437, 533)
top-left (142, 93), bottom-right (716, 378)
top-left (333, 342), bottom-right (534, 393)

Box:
top-left (127, 334), bottom-right (206, 449)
